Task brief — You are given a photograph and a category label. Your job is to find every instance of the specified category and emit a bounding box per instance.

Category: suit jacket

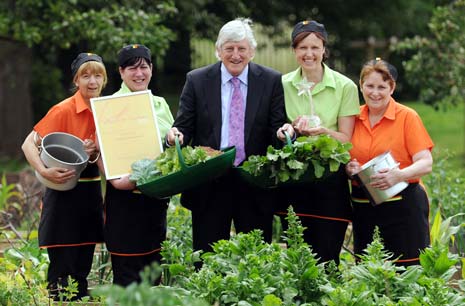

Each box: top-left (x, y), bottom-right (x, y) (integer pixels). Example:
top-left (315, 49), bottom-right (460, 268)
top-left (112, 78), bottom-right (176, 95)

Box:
top-left (173, 61), bottom-right (286, 210)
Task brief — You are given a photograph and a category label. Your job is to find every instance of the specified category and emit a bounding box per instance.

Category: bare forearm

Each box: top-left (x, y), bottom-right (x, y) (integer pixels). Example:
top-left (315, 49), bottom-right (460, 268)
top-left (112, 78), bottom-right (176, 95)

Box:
top-left (21, 131), bottom-right (46, 174)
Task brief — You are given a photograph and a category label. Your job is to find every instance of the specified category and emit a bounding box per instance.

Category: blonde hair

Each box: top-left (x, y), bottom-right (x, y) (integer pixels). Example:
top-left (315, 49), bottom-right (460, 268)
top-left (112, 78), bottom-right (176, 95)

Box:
top-left (72, 61), bottom-right (108, 91)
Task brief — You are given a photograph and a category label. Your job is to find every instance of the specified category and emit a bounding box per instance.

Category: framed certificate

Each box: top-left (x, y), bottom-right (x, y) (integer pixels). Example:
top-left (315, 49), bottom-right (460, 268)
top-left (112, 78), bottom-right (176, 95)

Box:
top-left (91, 90), bottom-right (163, 179)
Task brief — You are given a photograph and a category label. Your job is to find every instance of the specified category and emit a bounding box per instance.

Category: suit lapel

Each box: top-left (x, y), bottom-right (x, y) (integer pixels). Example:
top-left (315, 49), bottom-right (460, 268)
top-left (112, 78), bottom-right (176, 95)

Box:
top-left (245, 62), bottom-right (263, 145)
top-left (204, 62), bottom-right (222, 148)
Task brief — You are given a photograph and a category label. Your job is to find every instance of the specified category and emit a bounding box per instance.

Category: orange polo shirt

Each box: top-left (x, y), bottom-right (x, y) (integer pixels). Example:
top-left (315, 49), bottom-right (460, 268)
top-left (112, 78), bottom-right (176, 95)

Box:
top-left (350, 98), bottom-right (434, 184)
top-left (34, 90), bottom-right (96, 141)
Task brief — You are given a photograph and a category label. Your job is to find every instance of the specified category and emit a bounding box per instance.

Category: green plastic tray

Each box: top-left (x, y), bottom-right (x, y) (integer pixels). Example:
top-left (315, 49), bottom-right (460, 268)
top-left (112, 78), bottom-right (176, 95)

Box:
top-left (236, 163), bottom-right (332, 189)
top-left (137, 138), bottom-right (236, 199)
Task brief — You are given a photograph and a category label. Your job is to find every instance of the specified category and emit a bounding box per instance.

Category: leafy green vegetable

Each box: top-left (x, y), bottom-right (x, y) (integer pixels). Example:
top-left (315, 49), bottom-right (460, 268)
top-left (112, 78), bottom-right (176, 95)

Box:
top-left (242, 135), bottom-right (352, 184)
top-left (129, 146), bottom-right (221, 185)
top-left (164, 206), bottom-right (327, 305)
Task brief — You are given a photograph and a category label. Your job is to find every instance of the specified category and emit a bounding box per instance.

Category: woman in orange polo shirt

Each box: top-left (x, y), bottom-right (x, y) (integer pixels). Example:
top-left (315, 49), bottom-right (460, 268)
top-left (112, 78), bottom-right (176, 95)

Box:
top-left (22, 53), bottom-right (107, 300)
top-left (347, 59), bottom-right (433, 266)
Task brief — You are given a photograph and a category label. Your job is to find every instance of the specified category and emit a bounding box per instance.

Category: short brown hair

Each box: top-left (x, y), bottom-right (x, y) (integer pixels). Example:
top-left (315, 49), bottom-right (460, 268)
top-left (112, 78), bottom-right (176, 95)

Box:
top-left (292, 31), bottom-right (329, 61)
top-left (360, 60), bottom-right (396, 88)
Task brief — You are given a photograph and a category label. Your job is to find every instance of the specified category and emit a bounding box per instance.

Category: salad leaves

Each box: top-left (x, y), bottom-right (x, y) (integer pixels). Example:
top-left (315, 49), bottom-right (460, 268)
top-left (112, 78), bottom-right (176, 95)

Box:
top-left (130, 146), bottom-right (222, 185)
top-left (242, 135), bottom-right (352, 184)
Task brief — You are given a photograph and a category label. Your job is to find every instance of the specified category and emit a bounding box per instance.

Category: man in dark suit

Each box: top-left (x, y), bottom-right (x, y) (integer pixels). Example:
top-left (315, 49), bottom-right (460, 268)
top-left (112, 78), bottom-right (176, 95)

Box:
top-left (167, 18), bottom-right (294, 253)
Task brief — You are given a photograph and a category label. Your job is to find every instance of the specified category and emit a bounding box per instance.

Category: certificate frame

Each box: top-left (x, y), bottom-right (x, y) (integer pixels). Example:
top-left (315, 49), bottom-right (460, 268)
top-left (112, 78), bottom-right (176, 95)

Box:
top-left (91, 90), bottom-right (163, 179)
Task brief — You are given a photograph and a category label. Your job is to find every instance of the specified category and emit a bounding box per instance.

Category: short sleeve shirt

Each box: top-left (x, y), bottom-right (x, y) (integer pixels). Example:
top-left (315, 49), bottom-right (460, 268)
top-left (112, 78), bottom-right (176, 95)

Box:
top-left (114, 83), bottom-right (174, 138)
top-left (282, 64), bottom-right (360, 130)
top-left (350, 98), bottom-right (434, 183)
top-left (34, 90), bottom-right (96, 141)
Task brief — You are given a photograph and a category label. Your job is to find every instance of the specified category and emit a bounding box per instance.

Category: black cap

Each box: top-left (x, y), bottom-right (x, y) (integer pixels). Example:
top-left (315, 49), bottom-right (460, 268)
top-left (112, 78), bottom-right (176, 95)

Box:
top-left (117, 44), bottom-right (151, 66)
top-left (371, 57), bottom-right (398, 81)
top-left (71, 53), bottom-right (103, 77)
top-left (291, 20), bottom-right (328, 43)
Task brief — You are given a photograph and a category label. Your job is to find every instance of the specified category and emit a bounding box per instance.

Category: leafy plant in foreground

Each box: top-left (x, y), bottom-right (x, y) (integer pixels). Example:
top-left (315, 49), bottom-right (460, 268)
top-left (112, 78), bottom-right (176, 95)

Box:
top-left (322, 224), bottom-right (465, 306)
top-left (161, 199), bottom-right (201, 287)
top-left (0, 238), bottom-right (49, 305)
top-left (322, 228), bottom-right (424, 305)
top-left (423, 150), bottom-right (465, 255)
top-left (93, 262), bottom-right (208, 306)
top-left (165, 206), bottom-right (327, 305)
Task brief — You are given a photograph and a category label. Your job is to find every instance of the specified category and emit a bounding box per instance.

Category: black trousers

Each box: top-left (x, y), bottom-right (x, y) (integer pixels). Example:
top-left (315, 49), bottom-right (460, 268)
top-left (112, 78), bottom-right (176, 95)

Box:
top-left (352, 183), bottom-right (430, 266)
top-left (111, 252), bottom-right (162, 287)
top-left (187, 171), bottom-right (277, 253)
top-left (46, 244), bottom-right (95, 300)
top-left (276, 167), bottom-right (352, 265)
top-left (280, 214), bottom-right (349, 265)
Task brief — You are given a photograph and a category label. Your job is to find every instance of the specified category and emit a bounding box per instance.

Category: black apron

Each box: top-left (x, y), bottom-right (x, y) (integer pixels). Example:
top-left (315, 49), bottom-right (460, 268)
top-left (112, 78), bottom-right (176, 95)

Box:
top-left (38, 163), bottom-right (104, 247)
top-left (275, 166), bottom-right (352, 264)
top-left (276, 166), bottom-right (352, 221)
top-left (351, 183), bottom-right (430, 264)
top-left (104, 184), bottom-right (168, 255)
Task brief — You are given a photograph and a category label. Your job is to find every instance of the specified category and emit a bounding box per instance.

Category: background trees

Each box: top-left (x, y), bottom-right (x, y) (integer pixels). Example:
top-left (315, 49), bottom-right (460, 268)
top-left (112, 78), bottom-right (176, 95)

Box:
top-left (394, 0), bottom-right (465, 108)
top-left (0, 0), bottom-right (462, 160)
top-left (0, 0), bottom-right (175, 157)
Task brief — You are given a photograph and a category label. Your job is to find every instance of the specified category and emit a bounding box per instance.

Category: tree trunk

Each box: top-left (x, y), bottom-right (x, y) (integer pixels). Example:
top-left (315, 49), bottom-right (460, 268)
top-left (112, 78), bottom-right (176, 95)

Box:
top-left (0, 38), bottom-right (33, 158)
top-left (160, 28), bottom-right (191, 97)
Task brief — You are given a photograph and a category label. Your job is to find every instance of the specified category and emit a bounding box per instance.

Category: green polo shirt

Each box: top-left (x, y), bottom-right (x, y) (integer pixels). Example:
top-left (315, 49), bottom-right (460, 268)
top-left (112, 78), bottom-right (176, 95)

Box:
top-left (282, 64), bottom-right (360, 131)
top-left (113, 83), bottom-right (174, 138)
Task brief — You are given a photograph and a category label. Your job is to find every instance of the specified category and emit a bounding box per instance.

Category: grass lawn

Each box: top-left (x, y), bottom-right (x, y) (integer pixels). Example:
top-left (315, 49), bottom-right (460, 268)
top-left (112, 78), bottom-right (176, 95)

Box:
top-left (405, 101), bottom-right (465, 171)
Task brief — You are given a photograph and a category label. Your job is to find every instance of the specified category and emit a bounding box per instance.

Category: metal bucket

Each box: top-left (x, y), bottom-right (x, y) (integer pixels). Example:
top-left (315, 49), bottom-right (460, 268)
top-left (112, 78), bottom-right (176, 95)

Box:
top-left (354, 151), bottom-right (408, 205)
top-left (35, 132), bottom-right (89, 191)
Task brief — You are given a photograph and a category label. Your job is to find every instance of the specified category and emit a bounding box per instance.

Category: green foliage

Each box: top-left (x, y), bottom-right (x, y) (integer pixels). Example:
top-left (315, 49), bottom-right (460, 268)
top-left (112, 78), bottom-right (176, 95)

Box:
top-left (0, 238), bottom-right (49, 305)
top-left (423, 150), bottom-right (465, 255)
top-left (0, 158), bottom-right (27, 173)
top-left (321, 228), bottom-right (465, 305)
top-left (161, 198), bottom-right (201, 287)
top-left (405, 102), bottom-right (464, 170)
top-left (242, 135), bottom-right (352, 185)
top-left (30, 59), bottom-right (67, 122)
top-left (0, 173), bottom-right (22, 212)
top-left (163, 206), bottom-right (327, 305)
top-left (89, 244), bottom-right (113, 286)
top-left (0, 0), bottom-right (177, 61)
top-left (394, 0), bottom-right (465, 107)
top-left (92, 262), bottom-right (209, 306)
top-left (130, 146), bottom-right (220, 185)
top-left (420, 211), bottom-right (462, 280)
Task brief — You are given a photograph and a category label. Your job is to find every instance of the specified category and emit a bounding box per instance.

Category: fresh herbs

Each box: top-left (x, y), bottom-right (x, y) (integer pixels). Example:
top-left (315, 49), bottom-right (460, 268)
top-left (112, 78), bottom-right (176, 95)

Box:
top-left (242, 135), bottom-right (352, 185)
top-left (130, 146), bottom-right (222, 185)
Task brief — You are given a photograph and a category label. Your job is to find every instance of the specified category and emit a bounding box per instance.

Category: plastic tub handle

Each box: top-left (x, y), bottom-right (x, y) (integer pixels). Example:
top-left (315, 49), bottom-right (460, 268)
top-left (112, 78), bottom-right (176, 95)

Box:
top-left (175, 135), bottom-right (188, 171)
top-left (284, 131), bottom-right (292, 146)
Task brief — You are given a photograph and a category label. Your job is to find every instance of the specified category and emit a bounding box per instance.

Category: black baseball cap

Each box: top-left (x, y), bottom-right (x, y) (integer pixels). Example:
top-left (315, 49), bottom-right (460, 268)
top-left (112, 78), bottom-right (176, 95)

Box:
top-left (71, 52), bottom-right (103, 77)
top-left (117, 44), bottom-right (151, 67)
top-left (291, 20), bottom-right (328, 42)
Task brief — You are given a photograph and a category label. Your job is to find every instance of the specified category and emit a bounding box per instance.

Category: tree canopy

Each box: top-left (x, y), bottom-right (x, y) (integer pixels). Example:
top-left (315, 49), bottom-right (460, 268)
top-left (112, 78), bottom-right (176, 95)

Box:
top-left (394, 0), bottom-right (465, 107)
top-left (0, 0), bottom-right (176, 61)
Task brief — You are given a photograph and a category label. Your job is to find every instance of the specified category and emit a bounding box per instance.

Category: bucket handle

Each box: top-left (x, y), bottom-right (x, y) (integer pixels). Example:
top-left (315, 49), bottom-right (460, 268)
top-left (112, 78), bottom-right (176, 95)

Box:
top-left (34, 132), bottom-right (44, 154)
top-left (174, 135), bottom-right (189, 171)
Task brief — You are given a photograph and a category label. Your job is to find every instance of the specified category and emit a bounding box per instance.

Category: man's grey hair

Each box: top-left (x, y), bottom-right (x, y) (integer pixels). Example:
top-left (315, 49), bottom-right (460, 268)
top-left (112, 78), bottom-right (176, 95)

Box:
top-left (215, 18), bottom-right (257, 60)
